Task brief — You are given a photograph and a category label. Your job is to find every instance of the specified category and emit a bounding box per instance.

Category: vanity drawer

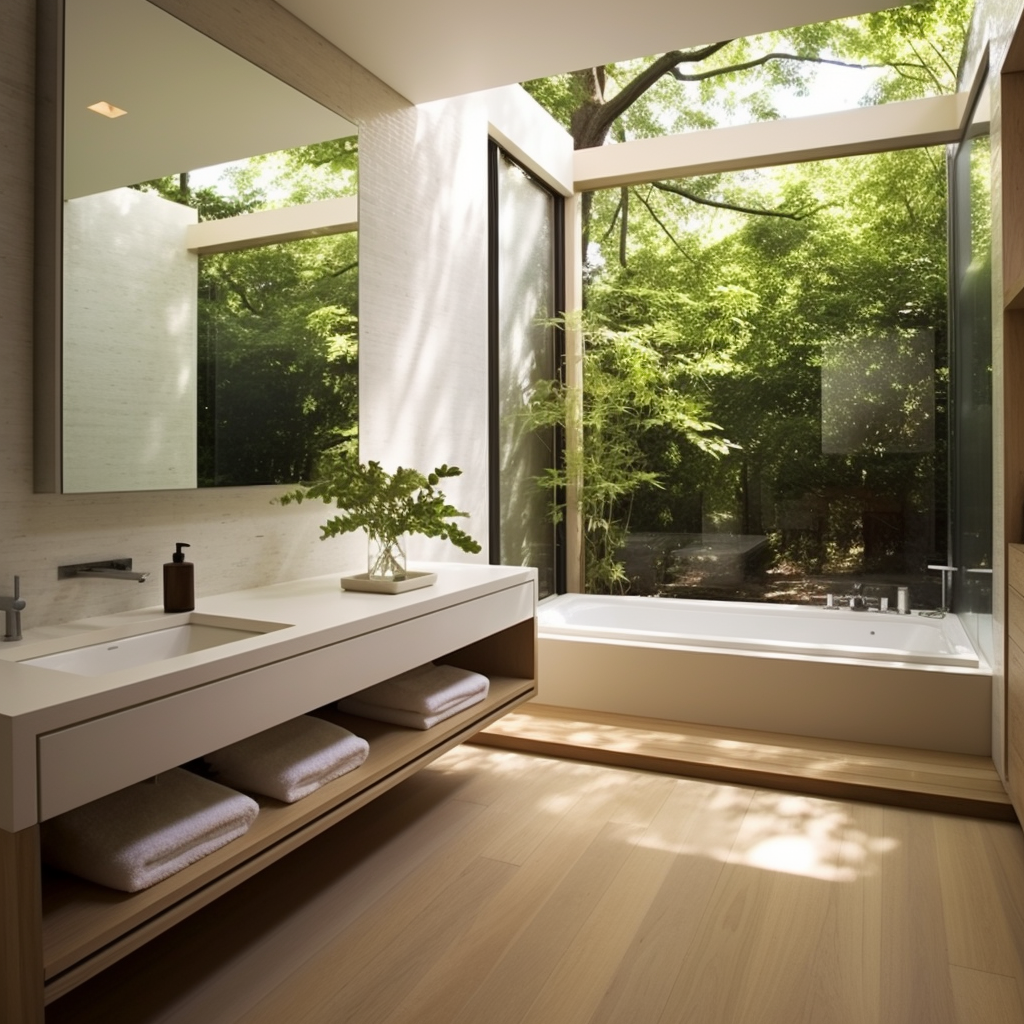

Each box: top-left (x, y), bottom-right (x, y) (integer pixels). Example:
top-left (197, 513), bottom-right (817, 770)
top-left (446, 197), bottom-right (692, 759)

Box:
top-left (37, 582), bottom-right (533, 820)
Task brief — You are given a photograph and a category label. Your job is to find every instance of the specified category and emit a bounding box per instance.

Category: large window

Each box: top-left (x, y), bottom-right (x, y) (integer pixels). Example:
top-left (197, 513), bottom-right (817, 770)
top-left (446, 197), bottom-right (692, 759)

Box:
top-left (489, 144), bottom-right (565, 597)
top-left (579, 146), bottom-right (950, 606)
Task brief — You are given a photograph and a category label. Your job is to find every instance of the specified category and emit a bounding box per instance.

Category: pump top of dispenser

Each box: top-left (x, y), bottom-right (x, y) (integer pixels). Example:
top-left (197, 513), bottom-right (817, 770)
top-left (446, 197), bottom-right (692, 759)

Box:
top-left (172, 543), bottom-right (191, 563)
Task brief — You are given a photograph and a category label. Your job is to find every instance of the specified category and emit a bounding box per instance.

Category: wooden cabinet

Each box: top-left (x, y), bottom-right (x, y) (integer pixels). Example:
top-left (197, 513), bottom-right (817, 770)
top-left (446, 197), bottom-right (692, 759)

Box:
top-left (0, 568), bottom-right (536, 1022)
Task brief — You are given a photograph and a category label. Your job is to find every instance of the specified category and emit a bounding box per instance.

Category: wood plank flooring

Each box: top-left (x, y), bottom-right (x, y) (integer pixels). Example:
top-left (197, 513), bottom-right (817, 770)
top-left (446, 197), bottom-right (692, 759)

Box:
top-left (474, 704), bottom-right (1016, 821)
top-left (46, 744), bottom-right (1024, 1024)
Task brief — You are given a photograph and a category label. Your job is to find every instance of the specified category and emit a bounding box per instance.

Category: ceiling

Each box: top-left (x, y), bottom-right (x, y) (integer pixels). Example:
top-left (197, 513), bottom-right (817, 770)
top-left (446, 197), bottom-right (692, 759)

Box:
top-left (275, 0), bottom-right (904, 104)
top-left (65, 0), bottom-right (357, 198)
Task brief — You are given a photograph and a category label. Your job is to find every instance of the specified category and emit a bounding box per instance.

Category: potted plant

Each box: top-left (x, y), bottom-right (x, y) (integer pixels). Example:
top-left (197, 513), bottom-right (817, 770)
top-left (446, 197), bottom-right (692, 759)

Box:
top-left (279, 451), bottom-right (481, 591)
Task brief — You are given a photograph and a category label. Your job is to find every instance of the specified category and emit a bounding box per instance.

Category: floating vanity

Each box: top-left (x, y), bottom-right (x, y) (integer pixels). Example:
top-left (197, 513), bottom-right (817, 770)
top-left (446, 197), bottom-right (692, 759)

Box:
top-left (0, 563), bottom-right (537, 1022)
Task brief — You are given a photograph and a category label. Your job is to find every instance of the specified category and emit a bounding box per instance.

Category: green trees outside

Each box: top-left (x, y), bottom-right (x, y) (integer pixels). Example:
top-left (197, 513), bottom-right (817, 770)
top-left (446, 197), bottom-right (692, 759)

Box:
top-left (524, 1), bottom-right (969, 597)
top-left (138, 139), bottom-right (359, 487)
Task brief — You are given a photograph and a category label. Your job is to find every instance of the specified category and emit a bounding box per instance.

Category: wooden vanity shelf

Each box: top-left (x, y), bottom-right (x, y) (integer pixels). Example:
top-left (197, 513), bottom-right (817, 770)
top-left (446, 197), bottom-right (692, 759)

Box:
top-left (0, 567), bottom-right (537, 1022)
top-left (41, 677), bottom-right (534, 1002)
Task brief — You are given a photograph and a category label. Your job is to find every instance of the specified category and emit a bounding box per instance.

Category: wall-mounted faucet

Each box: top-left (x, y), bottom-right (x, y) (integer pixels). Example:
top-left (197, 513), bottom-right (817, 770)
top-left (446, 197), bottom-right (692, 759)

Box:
top-left (0, 576), bottom-right (25, 641)
top-left (58, 559), bottom-right (150, 583)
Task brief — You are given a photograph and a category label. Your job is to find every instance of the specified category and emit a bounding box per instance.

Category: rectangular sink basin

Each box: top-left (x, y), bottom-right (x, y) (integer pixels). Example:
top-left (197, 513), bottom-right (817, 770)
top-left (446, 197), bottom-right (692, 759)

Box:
top-left (20, 620), bottom-right (284, 676)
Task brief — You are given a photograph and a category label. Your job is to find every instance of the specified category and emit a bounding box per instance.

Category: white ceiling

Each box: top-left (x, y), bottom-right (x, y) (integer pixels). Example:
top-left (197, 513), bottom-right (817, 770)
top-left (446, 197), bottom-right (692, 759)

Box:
top-left (65, 0), bottom-right (357, 198)
top-left (275, 0), bottom-right (903, 104)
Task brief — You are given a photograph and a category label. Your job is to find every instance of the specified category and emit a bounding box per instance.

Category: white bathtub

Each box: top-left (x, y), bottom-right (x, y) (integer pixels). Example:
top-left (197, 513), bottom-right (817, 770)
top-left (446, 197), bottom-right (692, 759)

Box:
top-left (537, 594), bottom-right (992, 754)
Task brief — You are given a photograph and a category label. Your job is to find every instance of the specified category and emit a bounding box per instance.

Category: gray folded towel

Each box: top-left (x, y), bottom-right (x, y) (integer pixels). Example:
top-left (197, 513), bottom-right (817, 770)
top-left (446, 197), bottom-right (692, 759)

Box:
top-left (337, 663), bottom-right (490, 718)
top-left (335, 688), bottom-right (489, 730)
top-left (205, 716), bottom-right (369, 804)
top-left (40, 768), bottom-right (259, 893)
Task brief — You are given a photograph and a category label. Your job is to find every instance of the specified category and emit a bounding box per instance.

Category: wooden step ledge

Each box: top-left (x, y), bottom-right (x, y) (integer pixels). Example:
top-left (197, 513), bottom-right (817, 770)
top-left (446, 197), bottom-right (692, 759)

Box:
top-left (471, 704), bottom-right (1016, 822)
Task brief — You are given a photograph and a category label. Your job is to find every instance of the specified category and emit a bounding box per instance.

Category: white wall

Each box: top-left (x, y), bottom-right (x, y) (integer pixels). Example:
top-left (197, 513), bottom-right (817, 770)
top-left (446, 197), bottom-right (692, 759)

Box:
top-left (358, 84), bottom-right (572, 563)
top-left (0, 0), bottom-right (570, 630)
top-left (63, 187), bottom-right (198, 492)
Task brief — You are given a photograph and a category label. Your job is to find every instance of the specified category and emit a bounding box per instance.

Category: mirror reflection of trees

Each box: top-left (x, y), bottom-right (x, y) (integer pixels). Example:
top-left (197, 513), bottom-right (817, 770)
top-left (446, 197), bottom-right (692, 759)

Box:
top-left (138, 138), bottom-right (359, 487)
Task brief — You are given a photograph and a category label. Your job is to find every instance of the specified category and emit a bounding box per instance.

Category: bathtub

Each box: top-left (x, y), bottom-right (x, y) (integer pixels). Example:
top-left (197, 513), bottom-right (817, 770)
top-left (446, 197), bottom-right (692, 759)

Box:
top-left (537, 594), bottom-right (992, 755)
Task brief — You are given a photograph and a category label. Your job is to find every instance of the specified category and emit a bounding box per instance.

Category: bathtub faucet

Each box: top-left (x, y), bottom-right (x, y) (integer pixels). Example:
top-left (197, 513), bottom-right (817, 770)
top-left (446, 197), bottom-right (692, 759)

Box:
top-left (824, 588), bottom-right (875, 611)
top-left (927, 564), bottom-right (956, 613)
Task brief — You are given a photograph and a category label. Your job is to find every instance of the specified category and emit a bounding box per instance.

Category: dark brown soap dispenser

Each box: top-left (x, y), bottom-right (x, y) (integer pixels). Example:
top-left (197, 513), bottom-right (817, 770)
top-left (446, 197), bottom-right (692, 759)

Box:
top-left (163, 542), bottom-right (194, 612)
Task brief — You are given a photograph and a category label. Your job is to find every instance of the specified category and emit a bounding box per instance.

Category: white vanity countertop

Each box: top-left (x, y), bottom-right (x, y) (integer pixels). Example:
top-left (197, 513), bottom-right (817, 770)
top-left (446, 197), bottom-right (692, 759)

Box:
top-left (0, 562), bottom-right (536, 730)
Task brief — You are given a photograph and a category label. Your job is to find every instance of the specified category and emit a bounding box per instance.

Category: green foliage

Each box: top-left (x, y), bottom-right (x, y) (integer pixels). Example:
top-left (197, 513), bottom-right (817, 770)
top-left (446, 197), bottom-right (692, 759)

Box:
top-left (528, 316), bottom-right (736, 592)
top-left (197, 232), bottom-right (359, 485)
top-left (522, 0), bottom-right (969, 146)
top-left (581, 143), bottom-right (949, 585)
top-left (135, 136), bottom-right (362, 487)
top-left (278, 455), bottom-right (482, 557)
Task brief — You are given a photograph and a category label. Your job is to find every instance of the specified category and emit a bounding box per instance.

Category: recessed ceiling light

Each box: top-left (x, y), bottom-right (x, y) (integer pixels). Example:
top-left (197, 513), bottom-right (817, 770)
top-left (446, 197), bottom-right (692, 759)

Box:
top-left (87, 101), bottom-right (127, 119)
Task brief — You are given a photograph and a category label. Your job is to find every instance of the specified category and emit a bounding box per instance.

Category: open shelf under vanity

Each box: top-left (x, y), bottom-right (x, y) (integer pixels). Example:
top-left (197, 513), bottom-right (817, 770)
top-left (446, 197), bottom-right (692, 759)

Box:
top-left (0, 565), bottom-right (537, 1023)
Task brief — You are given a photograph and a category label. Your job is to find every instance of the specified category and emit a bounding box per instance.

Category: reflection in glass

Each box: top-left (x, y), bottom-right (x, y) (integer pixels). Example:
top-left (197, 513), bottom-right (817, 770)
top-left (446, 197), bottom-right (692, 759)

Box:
top-left (950, 80), bottom-right (992, 660)
top-left (198, 231), bottom-right (358, 486)
top-left (57, 0), bottom-right (358, 492)
top-left (491, 148), bottom-right (561, 598)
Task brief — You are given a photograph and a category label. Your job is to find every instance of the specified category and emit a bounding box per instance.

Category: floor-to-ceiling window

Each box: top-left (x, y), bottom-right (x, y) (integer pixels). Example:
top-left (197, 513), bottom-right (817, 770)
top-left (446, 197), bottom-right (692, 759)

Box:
top-left (950, 74), bottom-right (993, 659)
top-left (489, 142), bottom-right (564, 597)
top-left (578, 147), bottom-right (950, 606)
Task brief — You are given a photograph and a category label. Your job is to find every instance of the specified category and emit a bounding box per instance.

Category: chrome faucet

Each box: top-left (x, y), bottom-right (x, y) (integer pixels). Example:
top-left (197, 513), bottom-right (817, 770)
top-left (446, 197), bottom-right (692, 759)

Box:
top-left (927, 564), bottom-right (956, 613)
top-left (58, 559), bottom-right (150, 583)
top-left (896, 585), bottom-right (911, 615)
top-left (0, 576), bottom-right (25, 641)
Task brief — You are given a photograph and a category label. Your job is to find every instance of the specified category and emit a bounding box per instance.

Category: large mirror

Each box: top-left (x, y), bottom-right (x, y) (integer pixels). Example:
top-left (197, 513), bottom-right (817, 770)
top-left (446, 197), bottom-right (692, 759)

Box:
top-left (35, 0), bottom-right (359, 493)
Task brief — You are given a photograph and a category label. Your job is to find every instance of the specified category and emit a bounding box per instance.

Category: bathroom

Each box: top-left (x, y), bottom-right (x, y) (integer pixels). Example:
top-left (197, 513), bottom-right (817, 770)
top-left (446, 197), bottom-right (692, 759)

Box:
top-left (4, 0), bottom-right (1024, 1017)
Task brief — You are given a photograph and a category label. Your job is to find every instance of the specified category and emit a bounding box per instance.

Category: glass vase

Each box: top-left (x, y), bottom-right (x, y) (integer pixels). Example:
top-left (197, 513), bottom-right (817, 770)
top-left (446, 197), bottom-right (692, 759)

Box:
top-left (367, 532), bottom-right (407, 581)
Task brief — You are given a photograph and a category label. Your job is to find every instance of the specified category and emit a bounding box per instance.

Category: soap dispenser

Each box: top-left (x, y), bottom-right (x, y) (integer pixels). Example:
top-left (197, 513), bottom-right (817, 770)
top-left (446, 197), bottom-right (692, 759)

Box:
top-left (163, 543), bottom-right (194, 613)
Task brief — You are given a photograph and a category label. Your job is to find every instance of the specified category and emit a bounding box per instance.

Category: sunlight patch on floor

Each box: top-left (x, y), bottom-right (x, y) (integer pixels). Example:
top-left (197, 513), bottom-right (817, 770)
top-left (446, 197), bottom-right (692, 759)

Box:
top-left (631, 784), bottom-right (901, 882)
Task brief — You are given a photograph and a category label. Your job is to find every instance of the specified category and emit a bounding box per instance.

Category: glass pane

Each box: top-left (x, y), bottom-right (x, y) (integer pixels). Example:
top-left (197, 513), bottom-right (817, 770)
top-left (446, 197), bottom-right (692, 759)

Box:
top-left (582, 147), bottom-right (949, 608)
top-left (495, 152), bottom-right (559, 597)
top-left (951, 81), bottom-right (992, 660)
top-left (198, 232), bottom-right (358, 486)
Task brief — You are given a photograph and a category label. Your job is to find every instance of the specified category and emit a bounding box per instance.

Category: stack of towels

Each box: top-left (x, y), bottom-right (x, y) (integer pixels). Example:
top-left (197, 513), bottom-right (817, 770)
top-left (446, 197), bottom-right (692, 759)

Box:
top-left (205, 715), bottom-right (369, 804)
top-left (41, 768), bottom-right (259, 893)
top-left (336, 662), bottom-right (490, 730)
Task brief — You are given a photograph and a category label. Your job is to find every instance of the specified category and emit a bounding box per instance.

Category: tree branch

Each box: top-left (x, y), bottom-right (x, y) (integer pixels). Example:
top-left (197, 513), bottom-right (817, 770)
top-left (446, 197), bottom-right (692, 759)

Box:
top-left (329, 260), bottom-right (359, 278)
top-left (669, 51), bottom-right (929, 84)
top-left (572, 41), bottom-right (733, 148)
top-left (223, 277), bottom-right (260, 315)
top-left (904, 39), bottom-right (944, 91)
top-left (632, 187), bottom-right (698, 264)
top-left (650, 180), bottom-right (814, 220)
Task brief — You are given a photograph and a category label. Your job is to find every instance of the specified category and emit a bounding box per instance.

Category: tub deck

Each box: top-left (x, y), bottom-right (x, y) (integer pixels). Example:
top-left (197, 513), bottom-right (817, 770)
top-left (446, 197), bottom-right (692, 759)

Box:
top-left (472, 704), bottom-right (1015, 821)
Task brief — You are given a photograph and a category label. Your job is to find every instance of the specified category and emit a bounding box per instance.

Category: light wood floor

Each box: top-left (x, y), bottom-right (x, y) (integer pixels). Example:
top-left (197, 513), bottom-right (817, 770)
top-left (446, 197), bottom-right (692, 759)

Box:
top-left (475, 705), bottom-right (1016, 820)
top-left (48, 744), bottom-right (1024, 1024)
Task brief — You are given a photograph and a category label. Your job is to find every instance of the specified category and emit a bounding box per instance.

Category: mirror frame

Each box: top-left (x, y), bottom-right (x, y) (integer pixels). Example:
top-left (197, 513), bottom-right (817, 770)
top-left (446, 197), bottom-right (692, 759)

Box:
top-left (34, 0), bottom-right (63, 493)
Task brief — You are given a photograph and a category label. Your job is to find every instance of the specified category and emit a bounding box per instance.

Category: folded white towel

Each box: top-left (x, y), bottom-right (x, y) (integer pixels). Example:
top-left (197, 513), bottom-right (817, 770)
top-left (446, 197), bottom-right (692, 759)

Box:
top-left (205, 716), bottom-right (369, 804)
top-left (339, 663), bottom-right (489, 717)
top-left (337, 688), bottom-right (489, 730)
top-left (40, 768), bottom-right (259, 893)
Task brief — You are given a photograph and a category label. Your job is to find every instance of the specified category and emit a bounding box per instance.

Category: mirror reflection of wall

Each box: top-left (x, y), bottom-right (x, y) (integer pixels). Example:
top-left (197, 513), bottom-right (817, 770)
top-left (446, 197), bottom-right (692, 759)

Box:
top-left (60, 0), bottom-right (358, 492)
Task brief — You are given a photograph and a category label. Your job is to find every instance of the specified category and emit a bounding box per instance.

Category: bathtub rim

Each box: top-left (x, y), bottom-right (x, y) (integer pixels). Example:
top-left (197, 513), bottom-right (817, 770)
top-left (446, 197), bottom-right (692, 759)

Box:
top-left (537, 593), bottom-right (988, 673)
